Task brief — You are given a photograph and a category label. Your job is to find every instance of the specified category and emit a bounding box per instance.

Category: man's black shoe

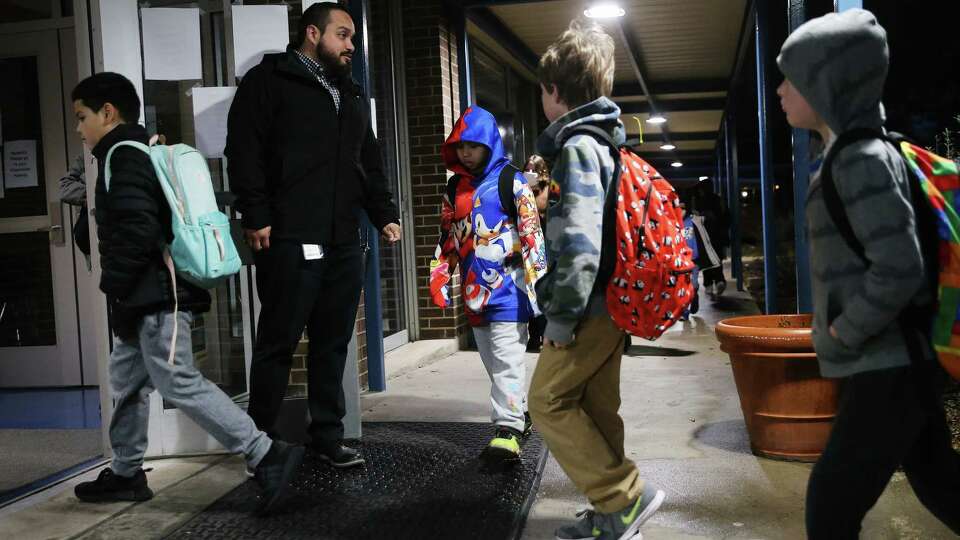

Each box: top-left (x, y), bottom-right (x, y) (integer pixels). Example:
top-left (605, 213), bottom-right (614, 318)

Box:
top-left (254, 440), bottom-right (305, 515)
top-left (75, 468), bottom-right (153, 503)
top-left (313, 442), bottom-right (365, 468)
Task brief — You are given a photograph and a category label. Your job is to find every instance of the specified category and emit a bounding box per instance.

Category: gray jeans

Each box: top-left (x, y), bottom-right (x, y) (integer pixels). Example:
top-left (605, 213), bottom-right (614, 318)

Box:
top-left (109, 310), bottom-right (272, 476)
top-left (473, 322), bottom-right (529, 434)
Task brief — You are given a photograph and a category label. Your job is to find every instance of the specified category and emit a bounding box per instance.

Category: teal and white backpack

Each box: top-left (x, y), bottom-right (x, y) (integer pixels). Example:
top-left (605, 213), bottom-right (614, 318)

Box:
top-left (105, 139), bottom-right (241, 362)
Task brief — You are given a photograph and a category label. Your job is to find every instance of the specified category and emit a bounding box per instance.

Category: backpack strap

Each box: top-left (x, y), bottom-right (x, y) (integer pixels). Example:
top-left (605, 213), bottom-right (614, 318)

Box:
top-left (445, 173), bottom-right (461, 209)
top-left (105, 139), bottom-right (181, 363)
top-left (103, 140), bottom-right (151, 192)
top-left (821, 128), bottom-right (938, 352)
top-left (498, 164), bottom-right (520, 224)
top-left (559, 124), bottom-right (622, 289)
top-left (819, 128), bottom-right (887, 265)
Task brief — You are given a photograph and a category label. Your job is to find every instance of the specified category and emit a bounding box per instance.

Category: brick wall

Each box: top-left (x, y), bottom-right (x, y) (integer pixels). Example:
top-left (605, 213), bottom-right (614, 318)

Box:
top-left (402, 0), bottom-right (468, 340)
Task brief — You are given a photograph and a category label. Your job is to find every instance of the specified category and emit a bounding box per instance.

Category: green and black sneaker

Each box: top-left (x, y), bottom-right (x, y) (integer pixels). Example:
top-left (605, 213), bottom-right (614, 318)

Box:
top-left (480, 427), bottom-right (522, 464)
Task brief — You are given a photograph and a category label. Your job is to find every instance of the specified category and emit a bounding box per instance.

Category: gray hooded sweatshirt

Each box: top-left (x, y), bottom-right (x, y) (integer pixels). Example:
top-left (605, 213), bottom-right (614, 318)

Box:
top-left (777, 9), bottom-right (928, 378)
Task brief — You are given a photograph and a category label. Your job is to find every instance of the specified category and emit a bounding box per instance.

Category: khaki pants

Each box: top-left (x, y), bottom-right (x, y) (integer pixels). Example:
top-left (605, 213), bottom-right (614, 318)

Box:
top-left (529, 315), bottom-right (642, 513)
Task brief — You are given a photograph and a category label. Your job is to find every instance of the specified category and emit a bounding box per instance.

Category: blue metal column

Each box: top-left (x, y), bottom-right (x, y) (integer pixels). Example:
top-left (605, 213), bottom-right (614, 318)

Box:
top-left (350, 0), bottom-right (386, 391)
top-left (456, 9), bottom-right (473, 113)
top-left (835, 0), bottom-right (863, 11)
top-left (754, 0), bottom-right (777, 313)
top-left (726, 118), bottom-right (744, 291)
top-left (789, 0), bottom-right (812, 314)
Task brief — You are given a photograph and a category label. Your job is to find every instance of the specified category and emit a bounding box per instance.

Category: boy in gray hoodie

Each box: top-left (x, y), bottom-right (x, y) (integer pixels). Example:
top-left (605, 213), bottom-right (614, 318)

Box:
top-left (777, 9), bottom-right (960, 537)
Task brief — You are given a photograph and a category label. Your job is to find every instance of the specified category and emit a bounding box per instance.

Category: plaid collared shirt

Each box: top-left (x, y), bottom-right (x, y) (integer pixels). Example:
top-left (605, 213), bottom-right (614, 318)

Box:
top-left (294, 49), bottom-right (341, 113)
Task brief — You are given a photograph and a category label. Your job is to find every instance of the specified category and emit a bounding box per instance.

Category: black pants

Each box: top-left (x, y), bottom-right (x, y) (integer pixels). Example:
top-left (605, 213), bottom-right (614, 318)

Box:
top-left (702, 265), bottom-right (725, 287)
top-left (247, 240), bottom-right (364, 445)
top-left (806, 359), bottom-right (960, 538)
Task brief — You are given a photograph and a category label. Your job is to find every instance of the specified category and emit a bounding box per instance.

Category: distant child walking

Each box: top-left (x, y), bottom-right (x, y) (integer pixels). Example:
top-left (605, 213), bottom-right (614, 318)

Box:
top-left (429, 106), bottom-right (547, 463)
top-left (524, 154), bottom-right (552, 352)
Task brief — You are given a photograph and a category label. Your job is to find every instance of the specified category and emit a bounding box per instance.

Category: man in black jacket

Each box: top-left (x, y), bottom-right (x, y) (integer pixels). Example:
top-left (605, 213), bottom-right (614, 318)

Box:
top-left (226, 2), bottom-right (400, 468)
top-left (70, 72), bottom-right (302, 514)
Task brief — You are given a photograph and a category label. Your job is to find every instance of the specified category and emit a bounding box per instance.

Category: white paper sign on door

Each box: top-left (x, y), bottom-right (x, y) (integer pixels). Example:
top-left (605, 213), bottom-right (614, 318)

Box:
top-left (232, 5), bottom-right (289, 78)
top-left (192, 86), bottom-right (237, 158)
top-left (141, 8), bottom-right (203, 81)
top-left (4, 140), bottom-right (38, 189)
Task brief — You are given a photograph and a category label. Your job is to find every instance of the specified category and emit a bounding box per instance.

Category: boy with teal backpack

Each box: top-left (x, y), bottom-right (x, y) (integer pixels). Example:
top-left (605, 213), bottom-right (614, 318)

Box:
top-left (777, 9), bottom-right (960, 536)
top-left (70, 72), bottom-right (302, 515)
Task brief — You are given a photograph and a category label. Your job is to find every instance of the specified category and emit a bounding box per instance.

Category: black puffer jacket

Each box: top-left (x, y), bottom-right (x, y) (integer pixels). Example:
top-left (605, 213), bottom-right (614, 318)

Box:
top-left (93, 124), bottom-right (210, 338)
top-left (225, 48), bottom-right (399, 246)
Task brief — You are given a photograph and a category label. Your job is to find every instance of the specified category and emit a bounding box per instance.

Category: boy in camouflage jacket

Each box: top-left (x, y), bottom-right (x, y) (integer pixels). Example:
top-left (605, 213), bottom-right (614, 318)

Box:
top-left (528, 20), bottom-right (665, 540)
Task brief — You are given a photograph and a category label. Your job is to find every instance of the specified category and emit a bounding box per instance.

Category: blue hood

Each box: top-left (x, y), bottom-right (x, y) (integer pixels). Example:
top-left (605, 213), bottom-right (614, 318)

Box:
top-left (442, 105), bottom-right (509, 180)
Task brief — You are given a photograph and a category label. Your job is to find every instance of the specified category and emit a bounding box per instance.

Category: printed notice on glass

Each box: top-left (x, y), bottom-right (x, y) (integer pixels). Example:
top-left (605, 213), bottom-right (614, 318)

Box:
top-left (232, 5), bottom-right (289, 78)
top-left (4, 140), bottom-right (38, 189)
top-left (141, 8), bottom-right (202, 81)
top-left (192, 86), bottom-right (237, 158)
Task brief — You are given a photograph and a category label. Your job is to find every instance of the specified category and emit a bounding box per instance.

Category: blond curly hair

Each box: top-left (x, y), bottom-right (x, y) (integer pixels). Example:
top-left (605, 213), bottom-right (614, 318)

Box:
top-left (537, 19), bottom-right (615, 109)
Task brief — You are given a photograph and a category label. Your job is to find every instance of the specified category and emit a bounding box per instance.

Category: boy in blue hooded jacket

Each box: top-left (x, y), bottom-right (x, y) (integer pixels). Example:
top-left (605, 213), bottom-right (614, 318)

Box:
top-left (429, 105), bottom-right (547, 462)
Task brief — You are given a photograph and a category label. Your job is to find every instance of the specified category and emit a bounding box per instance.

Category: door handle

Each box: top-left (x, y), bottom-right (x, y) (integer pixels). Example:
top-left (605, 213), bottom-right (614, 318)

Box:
top-left (39, 202), bottom-right (66, 246)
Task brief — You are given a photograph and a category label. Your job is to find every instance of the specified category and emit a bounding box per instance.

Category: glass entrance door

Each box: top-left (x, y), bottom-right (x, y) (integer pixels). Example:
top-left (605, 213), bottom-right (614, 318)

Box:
top-left (138, 1), bottom-right (255, 456)
top-left (368, 0), bottom-right (411, 352)
top-left (0, 27), bottom-right (103, 506)
top-left (0, 30), bottom-right (81, 389)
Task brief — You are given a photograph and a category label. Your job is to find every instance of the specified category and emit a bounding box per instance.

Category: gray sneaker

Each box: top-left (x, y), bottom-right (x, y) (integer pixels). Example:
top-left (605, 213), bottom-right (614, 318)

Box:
top-left (604, 483), bottom-right (665, 539)
top-left (554, 508), bottom-right (605, 540)
top-left (555, 483), bottom-right (664, 540)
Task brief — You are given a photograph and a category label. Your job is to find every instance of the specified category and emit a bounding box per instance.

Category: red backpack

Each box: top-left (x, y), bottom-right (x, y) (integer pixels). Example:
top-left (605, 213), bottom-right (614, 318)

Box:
top-left (565, 126), bottom-right (697, 339)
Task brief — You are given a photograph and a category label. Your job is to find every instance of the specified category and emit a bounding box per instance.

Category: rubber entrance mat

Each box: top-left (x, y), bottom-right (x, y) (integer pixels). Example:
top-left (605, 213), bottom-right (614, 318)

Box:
top-left (167, 422), bottom-right (548, 540)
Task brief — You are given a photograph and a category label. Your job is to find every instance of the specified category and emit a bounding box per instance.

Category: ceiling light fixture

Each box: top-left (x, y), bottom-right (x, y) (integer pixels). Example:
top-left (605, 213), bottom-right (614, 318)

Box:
top-left (646, 114), bottom-right (667, 125)
top-left (584, 3), bottom-right (625, 18)
top-left (659, 143), bottom-right (676, 151)
top-left (671, 161), bottom-right (683, 168)
top-left (699, 176), bottom-right (709, 181)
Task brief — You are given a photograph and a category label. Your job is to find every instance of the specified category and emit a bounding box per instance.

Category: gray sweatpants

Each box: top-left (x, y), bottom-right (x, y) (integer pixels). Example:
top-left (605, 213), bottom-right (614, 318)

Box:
top-left (473, 322), bottom-right (529, 434)
top-left (109, 310), bottom-right (272, 476)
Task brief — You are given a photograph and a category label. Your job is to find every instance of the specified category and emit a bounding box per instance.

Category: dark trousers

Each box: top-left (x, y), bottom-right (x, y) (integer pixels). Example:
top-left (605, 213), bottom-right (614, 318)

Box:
top-left (247, 240), bottom-right (363, 445)
top-left (806, 359), bottom-right (960, 539)
top-left (702, 265), bottom-right (725, 287)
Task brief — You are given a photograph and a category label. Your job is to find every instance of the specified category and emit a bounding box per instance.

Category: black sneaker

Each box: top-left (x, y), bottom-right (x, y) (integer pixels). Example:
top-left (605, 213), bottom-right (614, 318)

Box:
top-left (523, 412), bottom-right (534, 438)
top-left (313, 442), bottom-right (365, 468)
top-left (254, 440), bottom-right (305, 515)
top-left (75, 468), bottom-right (153, 503)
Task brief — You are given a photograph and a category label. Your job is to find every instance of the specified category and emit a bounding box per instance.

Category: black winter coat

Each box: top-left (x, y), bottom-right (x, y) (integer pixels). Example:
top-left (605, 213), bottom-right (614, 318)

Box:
top-left (93, 124), bottom-right (210, 338)
top-left (225, 48), bottom-right (399, 246)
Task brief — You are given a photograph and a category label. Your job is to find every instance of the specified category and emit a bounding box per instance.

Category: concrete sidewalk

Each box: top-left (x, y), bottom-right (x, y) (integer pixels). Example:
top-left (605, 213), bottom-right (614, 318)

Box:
top-left (2, 287), bottom-right (955, 539)
top-left (363, 287), bottom-right (956, 540)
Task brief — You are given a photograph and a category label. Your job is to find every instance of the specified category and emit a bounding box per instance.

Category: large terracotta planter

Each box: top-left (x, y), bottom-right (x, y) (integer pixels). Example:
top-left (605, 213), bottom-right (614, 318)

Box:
top-left (937, 352), bottom-right (960, 381)
top-left (715, 314), bottom-right (839, 462)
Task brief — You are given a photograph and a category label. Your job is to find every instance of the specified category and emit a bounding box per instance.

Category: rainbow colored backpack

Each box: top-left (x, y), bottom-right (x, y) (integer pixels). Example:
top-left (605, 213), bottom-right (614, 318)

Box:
top-left (821, 129), bottom-right (960, 376)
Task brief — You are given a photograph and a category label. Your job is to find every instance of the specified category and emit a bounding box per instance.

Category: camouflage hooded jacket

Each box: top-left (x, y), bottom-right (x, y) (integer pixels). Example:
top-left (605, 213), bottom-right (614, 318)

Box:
top-left (534, 97), bottom-right (625, 344)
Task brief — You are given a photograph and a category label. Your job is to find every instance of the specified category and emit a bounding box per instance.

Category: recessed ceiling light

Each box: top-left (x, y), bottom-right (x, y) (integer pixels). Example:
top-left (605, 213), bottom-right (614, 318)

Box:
top-left (699, 176), bottom-right (709, 181)
top-left (646, 114), bottom-right (667, 125)
top-left (584, 3), bottom-right (625, 18)
top-left (659, 144), bottom-right (676, 151)
top-left (671, 161), bottom-right (683, 168)
top-left (741, 190), bottom-right (749, 198)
